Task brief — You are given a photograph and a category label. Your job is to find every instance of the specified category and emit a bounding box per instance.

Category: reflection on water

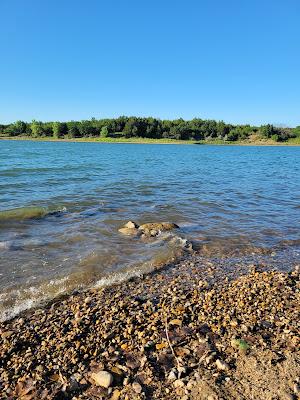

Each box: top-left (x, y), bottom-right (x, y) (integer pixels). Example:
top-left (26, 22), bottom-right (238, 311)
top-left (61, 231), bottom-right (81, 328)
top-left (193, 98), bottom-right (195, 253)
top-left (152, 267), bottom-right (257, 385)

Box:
top-left (0, 140), bottom-right (300, 320)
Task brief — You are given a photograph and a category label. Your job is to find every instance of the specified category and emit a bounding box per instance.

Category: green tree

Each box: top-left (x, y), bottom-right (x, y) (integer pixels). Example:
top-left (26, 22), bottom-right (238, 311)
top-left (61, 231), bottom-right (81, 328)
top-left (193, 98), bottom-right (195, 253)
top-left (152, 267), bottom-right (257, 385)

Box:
top-left (52, 122), bottom-right (67, 138)
top-left (227, 128), bottom-right (239, 141)
top-left (14, 120), bottom-right (27, 135)
top-left (66, 121), bottom-right (80, 138)
top-left (292, 126), bottom-right (300, 137)
top-left (3, 120), bottom-right (27, 136)
top-left (271, 134), bottom-right (279, 142)
top-left (259, 124), bottom-right (275, 138)
top-left (100, 126), bottom-right (109, 137)
top-left (30, 120), bottom-right (44, 137)
top-left (79, 120), bottom-right (96, 137)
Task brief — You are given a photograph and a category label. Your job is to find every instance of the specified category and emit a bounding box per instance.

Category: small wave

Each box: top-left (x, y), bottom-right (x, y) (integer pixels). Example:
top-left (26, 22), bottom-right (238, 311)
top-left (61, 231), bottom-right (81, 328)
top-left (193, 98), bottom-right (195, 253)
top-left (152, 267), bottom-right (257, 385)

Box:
top-left (0, 276), bottom-right (70, 322)
top-left (0, 231), bottom-right (187, 322)
top-left (0, 206), bottom-right (67, 221)
top-left (0, 241), bottom-right (12, 250)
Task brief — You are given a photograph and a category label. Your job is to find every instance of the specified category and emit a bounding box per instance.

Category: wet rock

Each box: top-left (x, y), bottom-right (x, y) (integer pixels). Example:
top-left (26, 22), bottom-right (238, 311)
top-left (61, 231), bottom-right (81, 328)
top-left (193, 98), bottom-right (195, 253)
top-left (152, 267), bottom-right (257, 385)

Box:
top-left (118, 227), bottom-right (140, 236)
top-left (139, 222), bottom-right (179, 233)
top-left (90, 370), bottom-right (113, 388)
top-left (124, 221), bottom-right (139, 229)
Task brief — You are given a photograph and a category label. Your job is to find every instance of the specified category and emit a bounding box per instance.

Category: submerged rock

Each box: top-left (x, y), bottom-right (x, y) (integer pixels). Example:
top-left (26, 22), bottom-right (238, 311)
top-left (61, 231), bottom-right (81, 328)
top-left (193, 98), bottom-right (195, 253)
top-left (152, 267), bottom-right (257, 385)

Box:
top-left (124, 221), bottom-right (139, 229)
top-left (119, 221), bottom-right (179, 237)
top-left (138, 222), bottom-right (179, 232)
top-left (118, 227), bottom-right (141, 236)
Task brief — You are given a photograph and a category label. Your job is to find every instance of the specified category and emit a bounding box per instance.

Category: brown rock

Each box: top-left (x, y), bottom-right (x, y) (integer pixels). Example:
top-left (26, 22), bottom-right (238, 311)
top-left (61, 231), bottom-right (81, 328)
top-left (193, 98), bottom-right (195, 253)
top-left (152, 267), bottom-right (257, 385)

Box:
top-left (132, 382), bottom-right (143, 394)
top-left (139, 222), bottom-right (179, 232)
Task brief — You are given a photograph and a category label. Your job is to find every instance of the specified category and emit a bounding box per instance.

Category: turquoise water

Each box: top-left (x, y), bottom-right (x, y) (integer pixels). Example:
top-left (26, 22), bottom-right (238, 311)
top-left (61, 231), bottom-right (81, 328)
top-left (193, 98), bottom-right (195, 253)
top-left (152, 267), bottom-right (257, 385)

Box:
top-left (0, 140), bottom-right (300, 320)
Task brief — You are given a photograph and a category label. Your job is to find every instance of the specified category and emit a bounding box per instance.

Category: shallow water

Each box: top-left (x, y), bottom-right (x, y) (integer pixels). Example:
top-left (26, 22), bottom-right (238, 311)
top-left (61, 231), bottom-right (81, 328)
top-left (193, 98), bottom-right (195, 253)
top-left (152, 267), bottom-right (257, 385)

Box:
top-left (0, 140), bottom-right (299, 320)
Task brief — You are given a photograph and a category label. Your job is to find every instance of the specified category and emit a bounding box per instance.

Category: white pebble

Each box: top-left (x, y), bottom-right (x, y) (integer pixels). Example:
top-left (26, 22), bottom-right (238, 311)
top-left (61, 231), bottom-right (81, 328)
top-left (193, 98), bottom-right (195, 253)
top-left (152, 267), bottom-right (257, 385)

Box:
top-left (215, 359), bottom-right (229, 371)
top-left (91, 370), bottom-right (113, 388)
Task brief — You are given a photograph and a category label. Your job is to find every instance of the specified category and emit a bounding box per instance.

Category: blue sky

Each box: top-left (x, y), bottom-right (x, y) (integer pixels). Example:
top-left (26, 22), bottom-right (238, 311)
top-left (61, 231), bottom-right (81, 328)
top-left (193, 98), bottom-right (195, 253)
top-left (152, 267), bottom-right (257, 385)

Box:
top-left (0, 0), bottom-right (299, 126)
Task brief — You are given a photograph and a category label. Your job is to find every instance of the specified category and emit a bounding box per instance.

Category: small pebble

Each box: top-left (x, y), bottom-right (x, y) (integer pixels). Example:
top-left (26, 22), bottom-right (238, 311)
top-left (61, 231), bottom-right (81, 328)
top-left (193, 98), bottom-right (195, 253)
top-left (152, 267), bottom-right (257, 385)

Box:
top-left (174, 379), bottom-right (185, 388)
top-left (216, 359), bottom-right (229, 371)
top-left (294, 384), bottom-right (300, 394)
top-left (132, 382), bottom-right (142, 394)
top-left (91, 370), bottom-right (113, 388)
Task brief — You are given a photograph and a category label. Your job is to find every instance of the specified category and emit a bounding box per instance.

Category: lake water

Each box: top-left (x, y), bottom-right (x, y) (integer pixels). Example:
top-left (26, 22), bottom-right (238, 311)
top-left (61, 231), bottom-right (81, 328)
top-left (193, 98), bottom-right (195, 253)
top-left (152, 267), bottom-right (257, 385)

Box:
top-left (0, 140), bottom-right (300, 321)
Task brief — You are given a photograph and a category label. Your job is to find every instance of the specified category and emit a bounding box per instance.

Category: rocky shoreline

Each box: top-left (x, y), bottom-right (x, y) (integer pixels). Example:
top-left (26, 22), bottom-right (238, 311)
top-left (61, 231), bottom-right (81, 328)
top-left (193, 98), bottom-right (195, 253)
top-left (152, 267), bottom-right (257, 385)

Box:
top-left (0, 252), bottom-right (299, 400)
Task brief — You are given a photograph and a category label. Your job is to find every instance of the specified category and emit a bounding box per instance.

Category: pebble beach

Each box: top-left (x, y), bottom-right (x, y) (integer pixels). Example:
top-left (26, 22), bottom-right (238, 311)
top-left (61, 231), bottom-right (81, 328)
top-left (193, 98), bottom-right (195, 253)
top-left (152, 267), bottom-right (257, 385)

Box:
top-left (0, 251), bottom-right (299, 400)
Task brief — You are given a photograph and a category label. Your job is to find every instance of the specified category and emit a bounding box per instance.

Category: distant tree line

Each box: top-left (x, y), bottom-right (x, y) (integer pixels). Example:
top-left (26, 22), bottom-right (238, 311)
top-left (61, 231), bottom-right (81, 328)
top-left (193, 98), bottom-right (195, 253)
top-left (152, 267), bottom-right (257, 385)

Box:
top-left (0, 117), bottom-right (298, 142)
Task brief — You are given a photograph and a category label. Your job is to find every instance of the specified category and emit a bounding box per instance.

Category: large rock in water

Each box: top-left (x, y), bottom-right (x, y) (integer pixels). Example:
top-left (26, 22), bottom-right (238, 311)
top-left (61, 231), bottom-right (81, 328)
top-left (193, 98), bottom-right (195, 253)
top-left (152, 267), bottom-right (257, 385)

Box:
top-left (118, 227), bottom-right (140, 236)
top-left (124, 220), bottom-right (139, 229)
top-left (118, 221), bottom-right (179, 237)
top-left (138, 222), bottom-right (179, 233)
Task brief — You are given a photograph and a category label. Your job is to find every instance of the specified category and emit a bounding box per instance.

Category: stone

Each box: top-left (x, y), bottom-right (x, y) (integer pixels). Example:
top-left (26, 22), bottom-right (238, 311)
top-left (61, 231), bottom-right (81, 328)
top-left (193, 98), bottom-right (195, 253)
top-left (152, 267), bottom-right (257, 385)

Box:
top-left (138, 222), bottom-right (179, 233)
top-left (68, 377), bottom-right (79, 392)
top-left (118, 227), bottom-right (140, 236)
top-left (174, 379), bottom-right (185, 388)
top-left (215, 359), bottom-right (229, 371)
top-left (168, 371), bottom-right (177, 381)
top-left (132, 382), bottom-right (143, 394)
top-left (1, 331), bottom-right (13, 339)
top-left (283, 393), bottom-right (295, 400)
top-left (186, 380), bottom-right (196, 389)
top-left (91, 370), bottom-right (113, 388)
top-left (124, 221), bottom-right (139, 229)
top-left (111, 390), bottom-right (121, 400)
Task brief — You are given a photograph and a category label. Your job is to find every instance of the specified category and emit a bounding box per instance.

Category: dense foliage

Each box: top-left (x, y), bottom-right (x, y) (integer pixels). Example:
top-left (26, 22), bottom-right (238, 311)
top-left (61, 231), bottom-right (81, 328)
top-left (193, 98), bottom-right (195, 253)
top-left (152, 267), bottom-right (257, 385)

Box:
top-left (0, 117), bottom-right (298, 142)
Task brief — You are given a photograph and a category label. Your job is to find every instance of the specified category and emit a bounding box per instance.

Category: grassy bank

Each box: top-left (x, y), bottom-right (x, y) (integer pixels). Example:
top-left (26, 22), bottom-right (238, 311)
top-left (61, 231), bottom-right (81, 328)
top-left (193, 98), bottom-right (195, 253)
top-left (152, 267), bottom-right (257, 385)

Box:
top-left (0, 136), bottom-right (196, 145)
top-left (1, 135), bottom-right (300, 145)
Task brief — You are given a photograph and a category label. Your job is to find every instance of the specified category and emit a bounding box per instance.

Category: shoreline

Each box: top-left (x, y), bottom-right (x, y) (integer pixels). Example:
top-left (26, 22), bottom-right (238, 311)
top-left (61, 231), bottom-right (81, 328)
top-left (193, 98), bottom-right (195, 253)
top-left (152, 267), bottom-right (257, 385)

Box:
top-left (1, 252), bottom-right (299, 399)
top-left (1, 135), bottom-right (300, 146)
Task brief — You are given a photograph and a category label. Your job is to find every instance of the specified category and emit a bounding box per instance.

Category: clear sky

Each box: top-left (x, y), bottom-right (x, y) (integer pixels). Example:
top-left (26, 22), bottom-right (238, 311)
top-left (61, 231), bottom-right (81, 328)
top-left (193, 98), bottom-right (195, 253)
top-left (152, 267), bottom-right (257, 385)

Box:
top-left (0, 0), bottom-right (299, 126)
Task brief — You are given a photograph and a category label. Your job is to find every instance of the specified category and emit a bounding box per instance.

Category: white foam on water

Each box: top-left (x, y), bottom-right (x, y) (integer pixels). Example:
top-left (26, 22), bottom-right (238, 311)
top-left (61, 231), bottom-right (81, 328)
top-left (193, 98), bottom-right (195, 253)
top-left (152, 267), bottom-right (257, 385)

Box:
top-left (0, 276), bottom-right (71, 322)
top-left (94, 269), bottom-right (144, 289)
top-left (0, 241), bottom-right (12, 250)
top-left (0, 231), bottom-right (189, 322)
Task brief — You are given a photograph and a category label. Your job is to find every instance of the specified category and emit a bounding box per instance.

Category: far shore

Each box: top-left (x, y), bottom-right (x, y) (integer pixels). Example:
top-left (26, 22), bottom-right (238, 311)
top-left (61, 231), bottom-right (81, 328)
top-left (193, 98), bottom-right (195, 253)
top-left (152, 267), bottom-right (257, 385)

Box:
top-left (1, 135), bottom-right (300, 146)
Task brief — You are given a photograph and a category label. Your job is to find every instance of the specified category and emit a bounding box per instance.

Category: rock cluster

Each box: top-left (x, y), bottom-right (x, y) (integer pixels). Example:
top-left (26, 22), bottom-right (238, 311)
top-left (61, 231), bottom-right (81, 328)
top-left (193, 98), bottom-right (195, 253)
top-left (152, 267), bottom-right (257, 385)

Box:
top-left (118, 221), bottom-right (179, 238)
top-left (0, 254), bottom-right (299, 399)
